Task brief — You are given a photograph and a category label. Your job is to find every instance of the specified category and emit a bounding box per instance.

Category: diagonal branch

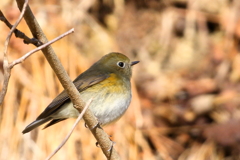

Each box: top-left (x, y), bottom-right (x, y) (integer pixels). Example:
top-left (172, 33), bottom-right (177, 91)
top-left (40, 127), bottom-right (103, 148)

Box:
top-left (9, 28), bottom-right (74, 69)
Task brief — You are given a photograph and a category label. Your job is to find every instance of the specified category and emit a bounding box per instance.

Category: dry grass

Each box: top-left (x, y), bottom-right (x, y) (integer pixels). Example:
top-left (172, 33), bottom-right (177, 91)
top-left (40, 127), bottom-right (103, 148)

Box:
top-left (1, 0), bottom-right (240, 159)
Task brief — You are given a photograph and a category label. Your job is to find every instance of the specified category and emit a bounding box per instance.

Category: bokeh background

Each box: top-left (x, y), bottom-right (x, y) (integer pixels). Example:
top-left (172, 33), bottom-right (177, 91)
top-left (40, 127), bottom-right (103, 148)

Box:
top-left (1, 0), bottom-right (240, 160)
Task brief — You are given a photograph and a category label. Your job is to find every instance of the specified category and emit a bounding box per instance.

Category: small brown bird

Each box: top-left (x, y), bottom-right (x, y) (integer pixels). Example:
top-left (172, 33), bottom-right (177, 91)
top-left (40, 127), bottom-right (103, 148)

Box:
top-left (23, 52), bottom-right (139, 134)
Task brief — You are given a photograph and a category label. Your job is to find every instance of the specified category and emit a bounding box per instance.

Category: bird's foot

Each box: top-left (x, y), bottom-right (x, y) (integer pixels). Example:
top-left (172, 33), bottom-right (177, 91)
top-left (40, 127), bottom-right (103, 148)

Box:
top-left (84, 121), bottom-right (102, 130)
top-left (96, 138), bottom-right (115, 152)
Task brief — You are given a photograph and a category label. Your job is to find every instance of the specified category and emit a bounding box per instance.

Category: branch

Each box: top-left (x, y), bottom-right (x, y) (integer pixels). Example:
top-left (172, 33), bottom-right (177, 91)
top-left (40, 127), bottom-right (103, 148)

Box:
top-left (0, 0), bottom-right (29, 105)
top-left (0, 7), bottom-right (74, 105)
top-left (9, 28), bottom-right (74, 69)
top-left (16, 0), bottom-right (120, 159)
top-left (0, 10), bottom-right (42, 47)
top-left (45, 98), bottom-right (93, 160)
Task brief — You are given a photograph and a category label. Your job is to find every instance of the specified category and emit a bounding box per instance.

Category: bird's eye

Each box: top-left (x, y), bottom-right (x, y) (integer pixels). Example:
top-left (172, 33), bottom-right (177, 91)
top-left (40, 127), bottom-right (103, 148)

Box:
top-left (117, 61), bottom-right (125, 68)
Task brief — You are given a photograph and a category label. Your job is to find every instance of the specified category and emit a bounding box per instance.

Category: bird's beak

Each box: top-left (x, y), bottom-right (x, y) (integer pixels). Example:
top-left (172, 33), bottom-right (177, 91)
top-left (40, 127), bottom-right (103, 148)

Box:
top-left (131, 61), bottom-right (140, 66)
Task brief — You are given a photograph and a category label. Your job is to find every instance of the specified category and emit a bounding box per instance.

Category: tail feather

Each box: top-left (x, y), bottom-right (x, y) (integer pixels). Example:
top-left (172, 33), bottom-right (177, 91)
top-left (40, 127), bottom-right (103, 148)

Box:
top-left (43, 118), bottom-right (67, 130)
top-left (22, 117), bottom-right (52, 134)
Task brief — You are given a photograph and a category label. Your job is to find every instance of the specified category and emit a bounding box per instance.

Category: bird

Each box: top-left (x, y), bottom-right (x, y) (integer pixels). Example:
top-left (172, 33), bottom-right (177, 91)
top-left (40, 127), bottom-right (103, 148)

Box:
top-left (22, 52), bottom-right (139, 134)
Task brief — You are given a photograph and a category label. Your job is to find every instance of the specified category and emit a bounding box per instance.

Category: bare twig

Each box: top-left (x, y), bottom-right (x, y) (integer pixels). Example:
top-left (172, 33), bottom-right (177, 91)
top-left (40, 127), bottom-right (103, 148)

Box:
top-left (46, 98), bottom-right (93, 160)
top-left (9, 28), bottom-right (74, 68)
top-left (0, 10), bottom-right (42, 46)
top-left (0, 1), bottom-right (74, 106)
top-left (0, 0), bottom-right (29, 105)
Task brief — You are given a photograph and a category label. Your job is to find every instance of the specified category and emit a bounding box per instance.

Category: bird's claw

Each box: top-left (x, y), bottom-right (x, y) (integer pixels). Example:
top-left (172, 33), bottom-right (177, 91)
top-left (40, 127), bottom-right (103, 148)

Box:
top-left (95, 140), bottom-right (115, 152)
top-left (91, 122), bottom-right (102, 130)
top-left (85, 122), bottom-right (102, 130)
top-left (107, 140), bottom-right (115, 152)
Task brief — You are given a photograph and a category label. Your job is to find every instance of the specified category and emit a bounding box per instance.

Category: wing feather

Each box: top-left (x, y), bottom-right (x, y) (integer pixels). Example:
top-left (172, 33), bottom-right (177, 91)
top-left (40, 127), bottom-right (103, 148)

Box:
top-left (36, 73), bottom-right (109, 120)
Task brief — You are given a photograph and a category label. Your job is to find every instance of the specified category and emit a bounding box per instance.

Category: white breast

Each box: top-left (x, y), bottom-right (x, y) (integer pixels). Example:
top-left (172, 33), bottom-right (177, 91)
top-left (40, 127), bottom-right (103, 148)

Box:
top-left (52, 91), bottom-right (131, 125)
top-left (90, 92), bottom-right (132, 125)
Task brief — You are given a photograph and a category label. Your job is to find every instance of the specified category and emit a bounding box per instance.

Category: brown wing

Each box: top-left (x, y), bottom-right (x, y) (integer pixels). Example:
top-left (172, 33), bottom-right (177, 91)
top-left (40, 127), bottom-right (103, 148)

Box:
top-left (36, 73), bottom-right (109, 120)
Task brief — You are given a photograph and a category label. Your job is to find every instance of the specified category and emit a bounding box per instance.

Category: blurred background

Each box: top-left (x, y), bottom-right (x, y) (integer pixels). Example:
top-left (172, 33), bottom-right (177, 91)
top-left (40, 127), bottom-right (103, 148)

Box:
top-left (1, 0), bottom-right (240, 160)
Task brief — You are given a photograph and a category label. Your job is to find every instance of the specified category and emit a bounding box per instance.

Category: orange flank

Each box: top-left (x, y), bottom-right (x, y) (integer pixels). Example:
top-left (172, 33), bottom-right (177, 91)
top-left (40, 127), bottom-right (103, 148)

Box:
top-left (88, 73), bottom-right (126, 94)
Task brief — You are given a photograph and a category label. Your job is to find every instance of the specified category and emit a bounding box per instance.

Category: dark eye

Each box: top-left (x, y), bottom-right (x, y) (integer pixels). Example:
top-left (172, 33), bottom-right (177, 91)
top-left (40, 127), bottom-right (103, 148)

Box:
top-left (117, 61), bottom-right (125, 68)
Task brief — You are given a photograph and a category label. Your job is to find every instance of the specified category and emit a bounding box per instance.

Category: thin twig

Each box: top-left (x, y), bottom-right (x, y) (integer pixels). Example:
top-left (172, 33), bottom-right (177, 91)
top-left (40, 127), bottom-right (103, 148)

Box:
top-left (45, 98), bottom-right (93, 160)
top-left (0, 10), bottom-right (42, 46)
top-left (0, 0), bottom-right (28, 105)
top-left (9, 28), bottom-right (74, 69)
